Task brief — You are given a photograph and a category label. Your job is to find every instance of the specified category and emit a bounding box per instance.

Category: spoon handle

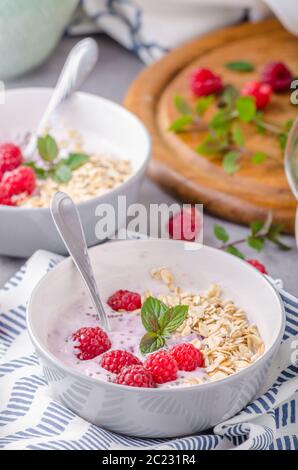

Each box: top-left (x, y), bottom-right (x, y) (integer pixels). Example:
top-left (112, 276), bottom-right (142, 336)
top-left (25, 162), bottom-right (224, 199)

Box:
top-left (50, 192), bottom-right (111, 332)
top-left (25, 38), bottom-right (99, 158)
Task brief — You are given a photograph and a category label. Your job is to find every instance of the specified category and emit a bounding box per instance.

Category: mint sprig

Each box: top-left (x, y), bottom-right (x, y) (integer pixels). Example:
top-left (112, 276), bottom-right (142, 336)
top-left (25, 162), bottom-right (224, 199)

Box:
top-left (26, 134), bottom-right (90, 184)
top-left (139, 297), bottom-right (188, 354)
top-left (213, 214), bottom-right (291, 260)
top-left (169, 82), bottom-right (291, 173)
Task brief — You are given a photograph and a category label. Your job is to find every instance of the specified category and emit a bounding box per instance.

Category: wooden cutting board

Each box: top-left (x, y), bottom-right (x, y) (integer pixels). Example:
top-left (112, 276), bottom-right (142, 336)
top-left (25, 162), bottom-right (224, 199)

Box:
top-left (124, 19), bottom-right (298, 233)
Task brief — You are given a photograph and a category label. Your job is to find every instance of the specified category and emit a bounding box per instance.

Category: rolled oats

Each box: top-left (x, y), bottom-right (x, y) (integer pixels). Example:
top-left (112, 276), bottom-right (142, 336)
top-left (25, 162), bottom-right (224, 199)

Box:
top-left (149, 266), bottom-right (265, 385)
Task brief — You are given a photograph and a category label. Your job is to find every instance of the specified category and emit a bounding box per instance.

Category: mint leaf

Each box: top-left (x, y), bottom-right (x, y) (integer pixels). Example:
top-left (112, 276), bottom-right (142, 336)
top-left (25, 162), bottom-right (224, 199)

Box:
top-left (225, 60), bottom-right (254, 72)
top-left (173, 95), bottom-right (191, 115)
top-left (65, 153), bottom-right (89, 170)
top-left (169, 115), bottom-right (193, 132)
top-left (284, 119), bottom-right (293, 132)
top-left (53, 163), bottom-right (72, 183)
top-left (225, 245), bottom-right (245, 259)
top-left (278, 133), bottom-right (288, 151)
top-left (266, 224), bottom-right (291, 251)
top-left (159, 305), bottom-right (188, 335)
top-left (195, 95), bottom-right (214, 116)
top-left (37, 134), bottom-right (59, 162)
top-left (223, 151), bottom-right (239, 174)
top-left (213, 224), bottom-right (229, 243)
top-left (247, 236), bottom-right (265, 252)
top-left (209, 110), bottom-right (231, 136)
top-left (218, 85), bottom-right (239, 110)
top-left (236, 96), bottom-right (256, 123)
top-left (140, 297), bottom-right (188, 353)
top-left (140, 333), bottom-right (165, 355)
top-left (254, 112), bottom-right (266, 134)
top-left (250, 221), bottom-right (264, 236)
top-left (25, 161), bottom-right (48, 180)
top-left (141, 297), bottom-right (167, 333)
top-left (251, 151), bottom-right (266, 164)
top-left (196, 135), bottom-right (228, 156)
top-left (231, 124), bottom-right (244, 147)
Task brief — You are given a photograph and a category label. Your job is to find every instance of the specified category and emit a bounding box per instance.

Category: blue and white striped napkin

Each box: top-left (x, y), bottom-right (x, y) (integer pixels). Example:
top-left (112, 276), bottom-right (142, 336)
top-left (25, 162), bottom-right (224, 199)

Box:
top-left (0, 247), bottom-right (298, 450)
top-left (69, 1), bottom-right (298, 64)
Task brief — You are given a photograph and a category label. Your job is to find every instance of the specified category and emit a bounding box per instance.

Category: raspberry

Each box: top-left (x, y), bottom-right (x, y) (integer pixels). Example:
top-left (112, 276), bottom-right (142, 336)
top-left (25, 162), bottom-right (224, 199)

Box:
top-left (241, 80), bottom-right (272, 110)
top-left (170, 343), bottom-right (204, 371)
top-left (247, 259), bottom-right (268, 275)
top-left (2, 166), bottom-right (35, 197)
top-left (168, 206), bottom-right (201, 242)
top-left (0, 143), bottom-right (23, 174)
top-left (190, 68), bottom-right (223, 96)
top-left (101, 349), bottom-right (142, 374)
top-left (107, 290), bottom-right (141, 312)
top-left (114, 365), bottom-right (155, 388)
top-left (72, 326), bottom-right (111, 360)
top-left (0, 184), bottom-right (14, 206)
top-left (144, 350), bottom-right (178, 384)
top-left (262, 62), bottom-right (293, 93)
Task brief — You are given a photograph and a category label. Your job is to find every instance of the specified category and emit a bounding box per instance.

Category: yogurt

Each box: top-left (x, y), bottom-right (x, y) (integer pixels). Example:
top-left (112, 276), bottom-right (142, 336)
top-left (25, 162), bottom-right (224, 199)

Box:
top-left (47, 299), bottom-right (206, 389)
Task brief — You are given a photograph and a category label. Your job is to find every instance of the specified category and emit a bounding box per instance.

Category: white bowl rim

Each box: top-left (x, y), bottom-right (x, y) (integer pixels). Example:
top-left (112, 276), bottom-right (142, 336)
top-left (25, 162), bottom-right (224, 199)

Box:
top-left (27, 239), bottom-right (286, 394)
top-left (0, 87), bottom-right (151, 213)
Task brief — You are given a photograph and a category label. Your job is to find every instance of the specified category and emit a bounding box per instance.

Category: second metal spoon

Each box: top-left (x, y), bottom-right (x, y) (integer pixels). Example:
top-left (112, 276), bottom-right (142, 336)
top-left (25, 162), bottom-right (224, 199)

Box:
top-left (25, 37), bottom-right (99, 160)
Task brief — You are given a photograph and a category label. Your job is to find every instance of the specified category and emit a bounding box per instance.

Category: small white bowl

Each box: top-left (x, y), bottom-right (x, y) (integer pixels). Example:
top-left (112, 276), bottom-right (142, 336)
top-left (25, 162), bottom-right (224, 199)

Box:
top-left (0, 88), bottom-right (151, 257)
top-left (27, 239), bottom-right (285, 438)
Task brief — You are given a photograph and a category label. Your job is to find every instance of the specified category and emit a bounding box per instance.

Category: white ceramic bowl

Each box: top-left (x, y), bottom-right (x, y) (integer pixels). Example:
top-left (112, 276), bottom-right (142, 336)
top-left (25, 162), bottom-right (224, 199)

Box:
top-left (27, 239), bottom-right (285, 438)
top-left (0, 88), bottom-right (150, 257)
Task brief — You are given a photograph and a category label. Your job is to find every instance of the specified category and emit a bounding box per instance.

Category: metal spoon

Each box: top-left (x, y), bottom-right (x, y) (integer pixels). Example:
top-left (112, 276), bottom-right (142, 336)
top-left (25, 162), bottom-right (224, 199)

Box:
top-left (50, 192), bottom-right (111, 332)
top-left (25, 37), bottom-right (99, 159)
top-left (284, 116), bottom-right (298, 247)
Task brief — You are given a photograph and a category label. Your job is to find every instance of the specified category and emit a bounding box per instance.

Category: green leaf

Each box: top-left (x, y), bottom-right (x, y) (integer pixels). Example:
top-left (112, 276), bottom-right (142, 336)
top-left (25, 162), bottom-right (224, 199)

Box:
top-left (266, 223), bottom-right (283, 240)
top-left (254, 112), bottom-right (266, 134)
top-left (159, 305), bottom-right (188, 335)
top-left (251, 151), bottom-right (267, 165)
top-left (213, 224), bottom-right (229, 243)
top-left (169, 115), bottom-right (193, 132)
top-left (141, 297), bottom-right (168, 333)
top-left (223, 151), bottom-right (239, 174)
top-left (65, 153), bottom-right (89, 170)
top-left (268, 238), bottom-right (291, 251)
top-left (250, 220), bottom-right (264, 236)
top-left (225, 60), bottom-right (255, 72)
top-left (247, 236), bottom-right (265, 252)
top-left (196, 134), bottom-right (227, 155)
top-left (196, 135), bottom-right (228, 156)
top-left (236, 96), bottom-right (256, 123)
top-left (37, 134), bottom-right (59, 162)
top-left (231, 124), bottom-right (245, 147)
top-left (209, 110), bottom-right (231, 135)
top-left (278, 133), bottom-right (288, 151)
top-left (25, 161), bottom-right (48, 180)
top-left (195, 95), bottom-right (214, 116)
top-left (139, 333), bottom-right (165, 354)
top-left (266, 224), bottom-right (291, 251)
top-left (284, 119), bottom-right (293, 132)
top-left (218, 85), bottom-right (239, 110)
top-left (225, 245), bottom-right (245, 259)
top-left (53, 163), bottom-right (72, 183)
top-left (173, 95), bottom-right (192, 115)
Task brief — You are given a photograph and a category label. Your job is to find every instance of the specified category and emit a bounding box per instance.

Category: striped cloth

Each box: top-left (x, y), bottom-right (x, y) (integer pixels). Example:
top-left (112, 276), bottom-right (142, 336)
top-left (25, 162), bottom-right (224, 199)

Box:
top-left (0, 249), bottom-right (298, 450)
top-left (69, 1), bottom-right (298, 64)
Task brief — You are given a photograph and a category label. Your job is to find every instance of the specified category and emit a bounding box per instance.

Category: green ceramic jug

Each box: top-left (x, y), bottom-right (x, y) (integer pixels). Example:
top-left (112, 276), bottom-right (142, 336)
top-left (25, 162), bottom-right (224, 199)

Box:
top-left (0, 0), bottom-right (79, 80)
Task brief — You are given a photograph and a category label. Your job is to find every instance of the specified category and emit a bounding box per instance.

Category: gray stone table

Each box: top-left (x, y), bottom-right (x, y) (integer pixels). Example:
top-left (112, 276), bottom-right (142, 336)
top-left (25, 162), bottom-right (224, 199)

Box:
top-left (1, 35), bottom-right (298, 295)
